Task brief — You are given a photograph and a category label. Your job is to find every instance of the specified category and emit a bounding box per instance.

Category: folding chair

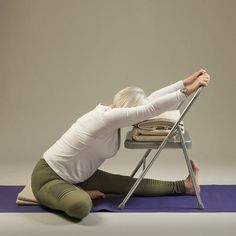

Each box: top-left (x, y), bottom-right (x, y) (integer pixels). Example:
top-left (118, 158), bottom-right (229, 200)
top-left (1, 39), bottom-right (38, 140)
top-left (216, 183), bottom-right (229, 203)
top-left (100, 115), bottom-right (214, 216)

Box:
top-left (118, 86), bottom-right (205, 210)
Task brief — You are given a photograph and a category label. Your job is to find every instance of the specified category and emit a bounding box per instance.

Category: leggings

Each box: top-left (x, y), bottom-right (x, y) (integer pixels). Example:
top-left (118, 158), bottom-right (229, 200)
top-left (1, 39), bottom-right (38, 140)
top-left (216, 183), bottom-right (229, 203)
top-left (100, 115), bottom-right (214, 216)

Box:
top-left (31, 158), bottom-right (185, 220)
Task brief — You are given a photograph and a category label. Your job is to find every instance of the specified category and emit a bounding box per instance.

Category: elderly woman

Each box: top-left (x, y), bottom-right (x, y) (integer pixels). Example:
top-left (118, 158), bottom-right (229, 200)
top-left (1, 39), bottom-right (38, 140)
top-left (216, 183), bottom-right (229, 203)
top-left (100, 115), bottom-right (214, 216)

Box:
top-left (31, 69), bottom-right (210, 220)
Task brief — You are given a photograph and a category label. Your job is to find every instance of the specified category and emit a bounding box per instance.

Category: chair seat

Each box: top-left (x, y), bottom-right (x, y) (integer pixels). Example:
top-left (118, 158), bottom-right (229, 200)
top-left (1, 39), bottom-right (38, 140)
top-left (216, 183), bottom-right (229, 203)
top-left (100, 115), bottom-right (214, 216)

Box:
top-left (124, 130), bottom-right (192, 149)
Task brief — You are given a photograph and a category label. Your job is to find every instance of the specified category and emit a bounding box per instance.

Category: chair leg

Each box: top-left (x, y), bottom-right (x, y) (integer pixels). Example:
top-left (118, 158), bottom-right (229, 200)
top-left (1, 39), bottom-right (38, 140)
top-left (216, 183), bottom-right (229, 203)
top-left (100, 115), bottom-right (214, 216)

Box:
top-left (177, 125), bottom-right (205, 209)
top-left (130, 149), bottom-right (152, 177)
top-left (118, 140), bottom-right (167, 209)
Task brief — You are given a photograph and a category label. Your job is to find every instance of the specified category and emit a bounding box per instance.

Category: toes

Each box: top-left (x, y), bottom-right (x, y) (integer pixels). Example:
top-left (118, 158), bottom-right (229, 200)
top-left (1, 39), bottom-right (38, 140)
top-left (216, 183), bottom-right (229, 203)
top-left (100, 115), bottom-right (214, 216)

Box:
top-left (190, 160), bottom-right (199, 172)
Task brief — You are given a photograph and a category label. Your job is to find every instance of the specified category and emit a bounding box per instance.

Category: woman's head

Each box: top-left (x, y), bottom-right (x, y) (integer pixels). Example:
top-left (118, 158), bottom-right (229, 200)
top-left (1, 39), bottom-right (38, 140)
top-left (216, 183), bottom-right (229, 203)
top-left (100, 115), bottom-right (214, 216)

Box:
top-left (111, 86), bottom-right (148, 108)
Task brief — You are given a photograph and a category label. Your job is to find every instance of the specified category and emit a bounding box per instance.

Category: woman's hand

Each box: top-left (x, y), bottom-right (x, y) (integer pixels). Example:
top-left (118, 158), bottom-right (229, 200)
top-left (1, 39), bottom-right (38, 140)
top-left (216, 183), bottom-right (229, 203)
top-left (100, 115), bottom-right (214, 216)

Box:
top-left (85, 190), bottom-right (106, 199)
top-left (186, 72), bottom-right (210, 95)
top-left (183, 68), bottom-right (207, 86)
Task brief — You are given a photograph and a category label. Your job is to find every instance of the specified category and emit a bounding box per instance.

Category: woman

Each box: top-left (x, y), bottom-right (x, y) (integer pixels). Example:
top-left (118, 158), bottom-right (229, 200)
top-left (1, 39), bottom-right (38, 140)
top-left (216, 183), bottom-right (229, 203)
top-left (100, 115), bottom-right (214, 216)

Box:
top-left (31, 69), bottom-right (210, 220)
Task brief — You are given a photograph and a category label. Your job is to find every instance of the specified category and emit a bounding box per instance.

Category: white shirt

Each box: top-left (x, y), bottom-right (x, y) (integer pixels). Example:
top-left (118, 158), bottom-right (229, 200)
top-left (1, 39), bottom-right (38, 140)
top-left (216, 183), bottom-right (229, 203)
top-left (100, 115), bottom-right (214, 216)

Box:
top-left (43, 80), bottom-right (186, 183)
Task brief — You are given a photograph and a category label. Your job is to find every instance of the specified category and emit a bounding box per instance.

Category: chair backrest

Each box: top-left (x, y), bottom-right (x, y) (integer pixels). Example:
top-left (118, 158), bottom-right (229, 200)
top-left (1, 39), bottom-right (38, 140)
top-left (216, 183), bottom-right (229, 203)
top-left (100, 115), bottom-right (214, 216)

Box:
top-left (170, 86), bottom-right (204, 138)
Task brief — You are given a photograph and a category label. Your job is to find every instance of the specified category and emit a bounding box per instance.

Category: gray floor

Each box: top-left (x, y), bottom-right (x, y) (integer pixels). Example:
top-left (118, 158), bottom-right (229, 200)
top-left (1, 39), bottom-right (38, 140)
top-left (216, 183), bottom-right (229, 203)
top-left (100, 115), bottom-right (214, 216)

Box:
top-left (1, 213), bottom-right (236, 236)
top-left (1, 147), bottom-right (236, 236)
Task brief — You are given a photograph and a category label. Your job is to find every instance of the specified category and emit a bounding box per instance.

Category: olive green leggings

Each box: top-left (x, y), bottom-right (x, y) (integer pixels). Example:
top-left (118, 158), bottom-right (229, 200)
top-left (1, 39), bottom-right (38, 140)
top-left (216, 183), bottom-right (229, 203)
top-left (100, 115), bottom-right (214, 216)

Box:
top-left (31, 158), bottom-right (185, 220)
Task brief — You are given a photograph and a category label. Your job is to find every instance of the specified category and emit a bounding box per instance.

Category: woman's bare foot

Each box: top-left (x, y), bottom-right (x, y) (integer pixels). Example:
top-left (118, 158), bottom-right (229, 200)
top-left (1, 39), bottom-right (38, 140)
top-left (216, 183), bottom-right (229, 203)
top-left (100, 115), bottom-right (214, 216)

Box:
top-left (85, 190), bottom-right (106, 199)
top-left (184, 160), bottom-right (200, 195)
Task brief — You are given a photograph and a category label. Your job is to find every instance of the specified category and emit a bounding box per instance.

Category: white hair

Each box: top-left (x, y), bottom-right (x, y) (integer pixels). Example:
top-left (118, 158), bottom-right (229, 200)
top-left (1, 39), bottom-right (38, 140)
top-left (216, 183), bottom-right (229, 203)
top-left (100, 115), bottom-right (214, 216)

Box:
top-left (111, 86), bottom-right (149, 108)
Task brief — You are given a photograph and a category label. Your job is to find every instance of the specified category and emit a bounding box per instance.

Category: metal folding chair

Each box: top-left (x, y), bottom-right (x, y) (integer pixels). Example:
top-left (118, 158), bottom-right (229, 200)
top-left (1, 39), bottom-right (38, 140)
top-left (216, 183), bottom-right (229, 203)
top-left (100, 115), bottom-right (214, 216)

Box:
top-left (118, 86), bottom-right (205, 210)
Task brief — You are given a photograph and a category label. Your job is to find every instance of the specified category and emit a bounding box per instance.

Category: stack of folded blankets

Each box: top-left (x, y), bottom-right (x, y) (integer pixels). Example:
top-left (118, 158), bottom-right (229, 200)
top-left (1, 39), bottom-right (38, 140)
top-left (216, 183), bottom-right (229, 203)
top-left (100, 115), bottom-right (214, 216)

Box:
top-left (132, 110), bottom-right (184, 141)
top-left (16, 180), bottom-right (39, 205)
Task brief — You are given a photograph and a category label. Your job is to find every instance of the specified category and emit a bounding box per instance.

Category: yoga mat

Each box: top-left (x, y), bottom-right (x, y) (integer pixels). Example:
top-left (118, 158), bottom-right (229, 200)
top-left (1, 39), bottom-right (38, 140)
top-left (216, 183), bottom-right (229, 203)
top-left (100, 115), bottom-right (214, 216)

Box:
top-left (0, 185), bottom-right (236, 213)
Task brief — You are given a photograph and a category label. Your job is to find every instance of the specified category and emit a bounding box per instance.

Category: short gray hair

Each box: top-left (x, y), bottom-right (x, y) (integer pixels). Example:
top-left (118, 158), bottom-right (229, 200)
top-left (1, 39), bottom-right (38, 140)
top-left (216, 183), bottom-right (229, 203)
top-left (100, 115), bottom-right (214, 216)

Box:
top-left (112, 86), bottom-right (148, 108)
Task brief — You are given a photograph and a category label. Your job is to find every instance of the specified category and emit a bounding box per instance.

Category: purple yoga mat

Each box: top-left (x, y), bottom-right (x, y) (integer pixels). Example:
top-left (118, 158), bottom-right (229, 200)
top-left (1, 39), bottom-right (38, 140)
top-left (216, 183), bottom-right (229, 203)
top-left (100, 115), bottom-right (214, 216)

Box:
top-left (0, 185), bottom-right (236, 213)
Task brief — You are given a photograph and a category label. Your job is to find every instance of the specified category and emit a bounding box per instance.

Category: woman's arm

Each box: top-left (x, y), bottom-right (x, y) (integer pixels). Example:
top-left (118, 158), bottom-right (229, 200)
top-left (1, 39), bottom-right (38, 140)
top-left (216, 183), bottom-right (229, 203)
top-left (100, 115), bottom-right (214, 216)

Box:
top-left (147, 69), bottom-right (207, 101)
top-left (147, 80), bottom-right (184, 101)
top-left (103, 90), bottom-right (187, 129)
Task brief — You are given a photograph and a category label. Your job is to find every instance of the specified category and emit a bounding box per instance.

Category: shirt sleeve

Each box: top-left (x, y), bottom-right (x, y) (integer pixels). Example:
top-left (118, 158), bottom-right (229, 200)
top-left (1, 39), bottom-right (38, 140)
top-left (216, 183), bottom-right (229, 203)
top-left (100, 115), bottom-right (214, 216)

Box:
top-left (102, 90), bottom-right (187, 129)
top-left (147, 80), bottom-right (184, 101)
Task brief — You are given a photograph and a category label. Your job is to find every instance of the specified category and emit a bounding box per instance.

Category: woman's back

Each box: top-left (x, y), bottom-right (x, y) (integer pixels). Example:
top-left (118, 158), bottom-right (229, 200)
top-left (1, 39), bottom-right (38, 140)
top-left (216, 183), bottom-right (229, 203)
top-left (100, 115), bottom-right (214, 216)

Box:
top-left (43, 103), bottom-right (121, 183)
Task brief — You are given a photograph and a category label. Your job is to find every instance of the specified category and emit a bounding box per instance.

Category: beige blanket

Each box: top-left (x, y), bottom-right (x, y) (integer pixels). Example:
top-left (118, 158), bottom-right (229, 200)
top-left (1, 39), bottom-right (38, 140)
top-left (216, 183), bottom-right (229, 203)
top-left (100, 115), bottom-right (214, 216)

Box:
top-left (132, 110), bottom-right (184, 141)
top-left (16, 179), bottom-right (39, 205)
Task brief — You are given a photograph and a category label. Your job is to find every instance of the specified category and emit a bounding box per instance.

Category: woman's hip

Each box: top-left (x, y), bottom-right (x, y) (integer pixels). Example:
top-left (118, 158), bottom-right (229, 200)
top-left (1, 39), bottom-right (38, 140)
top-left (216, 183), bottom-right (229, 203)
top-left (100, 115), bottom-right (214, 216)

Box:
top-left (31, 157), bottom-right (62, 195)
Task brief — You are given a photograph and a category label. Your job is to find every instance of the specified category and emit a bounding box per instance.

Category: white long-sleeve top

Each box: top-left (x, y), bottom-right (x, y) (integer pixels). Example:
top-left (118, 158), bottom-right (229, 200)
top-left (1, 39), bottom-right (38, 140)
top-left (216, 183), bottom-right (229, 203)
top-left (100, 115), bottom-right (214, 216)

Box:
top-left (43, 80), bottom-right (186, 183)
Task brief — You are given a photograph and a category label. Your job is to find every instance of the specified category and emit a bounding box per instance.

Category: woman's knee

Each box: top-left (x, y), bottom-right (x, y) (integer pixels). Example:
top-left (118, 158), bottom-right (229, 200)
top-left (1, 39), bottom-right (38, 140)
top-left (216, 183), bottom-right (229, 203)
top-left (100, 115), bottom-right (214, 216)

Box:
top-left (66, 196), bottom-right (92, 219)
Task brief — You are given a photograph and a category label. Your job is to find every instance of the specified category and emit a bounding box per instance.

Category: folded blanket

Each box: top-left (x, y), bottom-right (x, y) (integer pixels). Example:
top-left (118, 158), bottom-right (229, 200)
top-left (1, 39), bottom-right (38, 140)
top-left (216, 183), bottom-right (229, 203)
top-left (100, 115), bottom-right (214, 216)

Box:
top-left (132, 110), bottom-right (184, 141)
top-left (16, 180), bottom-right (39, 205)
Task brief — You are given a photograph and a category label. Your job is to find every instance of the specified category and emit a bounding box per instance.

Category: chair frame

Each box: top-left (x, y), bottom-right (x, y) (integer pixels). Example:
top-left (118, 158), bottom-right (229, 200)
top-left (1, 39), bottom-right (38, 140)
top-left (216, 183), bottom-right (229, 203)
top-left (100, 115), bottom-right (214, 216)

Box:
top-left (118, 86), bottom-right (205, 210)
